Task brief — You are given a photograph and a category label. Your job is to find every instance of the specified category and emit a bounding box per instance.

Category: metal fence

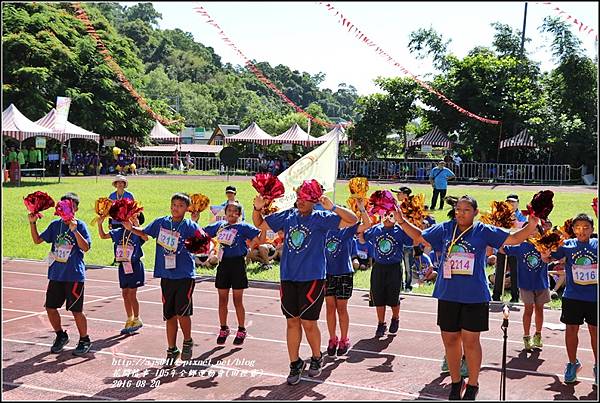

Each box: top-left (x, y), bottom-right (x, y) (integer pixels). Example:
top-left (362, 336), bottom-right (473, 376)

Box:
top-left (136, 155), bottom-right (573, 184)
top-left (136, 155), bottom-right (260, 174)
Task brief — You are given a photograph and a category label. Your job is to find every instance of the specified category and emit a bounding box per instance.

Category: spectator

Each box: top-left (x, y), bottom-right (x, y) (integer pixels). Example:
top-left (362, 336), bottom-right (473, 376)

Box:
top-left (428, 161), bottom-right (455, 210)
top-left (506, 194), bottom-right (527, 224)
top-left (219, 185), bottom-right (245, 222)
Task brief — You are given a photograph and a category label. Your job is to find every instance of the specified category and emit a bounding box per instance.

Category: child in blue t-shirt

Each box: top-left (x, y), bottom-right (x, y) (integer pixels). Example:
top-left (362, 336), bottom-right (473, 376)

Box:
top-left (541, 213), bottom-right (598, 384)
top-left (28, 192), bottom-right (93, 356)
top-left (502, 220), bottom-right (552, 352)
top-left (363, 209), bottom-right (413, 338)
top-left (108, 174), bottom-right (135, 229)
top-left (98, 212), bottom-right (148, 335)
top-left (125, 193), bottom-right (201, 365)
top-left (204, 202), bottom-right (263, 346)
top-left (352, 231), bottom-right (373, 271)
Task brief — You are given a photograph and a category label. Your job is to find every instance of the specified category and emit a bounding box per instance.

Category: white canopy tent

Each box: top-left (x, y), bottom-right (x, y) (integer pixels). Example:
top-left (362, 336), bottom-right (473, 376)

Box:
top-left (150, 120), bottom-right (181, 143)
top-left (2, 104), bottom-right (53, 141)
top-left (223, 122), bottom-right (274, 145)
top-left (35, 108), bottom-right (101, 182)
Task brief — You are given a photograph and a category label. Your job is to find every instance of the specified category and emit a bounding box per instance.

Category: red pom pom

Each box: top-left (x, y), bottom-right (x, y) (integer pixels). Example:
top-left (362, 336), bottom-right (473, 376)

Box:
top-left (592, 197), bottom-right (598, 218)
top-left (24, 191), bottom-right (55, 219)
top-left (368, 190), bottom-right (398, 216)
top-left (527, 190), bottom-right (554, 220)
top-left (296, 179), bottom-right (323, 203)
top-left (54, 199), bottom-right (75, 222)
top-left (108, 198), bottom-right (143, 222)
top-left (252, 173), bottom-right (285, 201)
top-left (184, 229), bottom-right (212, 254)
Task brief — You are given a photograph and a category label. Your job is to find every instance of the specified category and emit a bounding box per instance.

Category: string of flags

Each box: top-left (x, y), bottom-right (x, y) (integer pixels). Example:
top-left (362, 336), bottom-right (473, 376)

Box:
top-left (194, 5), bottom-right (342, 129)
top-left (318, 2), bottom-right (501, 126)
top-left (70, 3), bottom-right (181, 126)
top-left (537, 2), bottom-right (598, 41)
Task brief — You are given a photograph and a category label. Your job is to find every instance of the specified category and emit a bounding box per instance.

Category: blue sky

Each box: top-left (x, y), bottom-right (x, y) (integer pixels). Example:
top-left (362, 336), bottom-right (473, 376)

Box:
top-left (124, 2), bottom-right (598, 95)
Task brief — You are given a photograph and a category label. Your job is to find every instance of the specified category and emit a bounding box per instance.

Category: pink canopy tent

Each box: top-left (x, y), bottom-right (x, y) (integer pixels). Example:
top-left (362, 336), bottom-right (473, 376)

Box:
top-left (223, 122), bottom-right (274, 145)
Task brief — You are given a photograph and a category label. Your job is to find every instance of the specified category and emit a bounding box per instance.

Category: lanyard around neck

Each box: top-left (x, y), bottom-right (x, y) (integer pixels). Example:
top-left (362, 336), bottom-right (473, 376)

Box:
top-left (447, 223), bottom-right (473, 257)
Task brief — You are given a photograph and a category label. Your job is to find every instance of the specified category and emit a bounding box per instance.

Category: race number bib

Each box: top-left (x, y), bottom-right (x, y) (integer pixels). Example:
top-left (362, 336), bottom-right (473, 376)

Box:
top-left (217, 228), bottom-right (238, 246)
top-left (357, 250), bottom-right (368, 260)
top-left (165, 253), bottom-right (177, 269)
top-left (157, 227), bottom-right (179, 252)
top-left (444, 252), bottom-right (475, 276)
top-left (123, 261), bottom-right (134, 274)
top-left (116, 245), bottom-right (134, 263)
top-left (53, 244), bottom-right (73, 263)
top-left (572, 264), bottom-right (597, 286)
top-left (266, 229), bottom-right (277, 243)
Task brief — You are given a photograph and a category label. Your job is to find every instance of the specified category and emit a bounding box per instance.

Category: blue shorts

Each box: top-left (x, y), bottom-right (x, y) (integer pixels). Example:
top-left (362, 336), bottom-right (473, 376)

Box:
top-left (118, 262), bottom-right (145, 289)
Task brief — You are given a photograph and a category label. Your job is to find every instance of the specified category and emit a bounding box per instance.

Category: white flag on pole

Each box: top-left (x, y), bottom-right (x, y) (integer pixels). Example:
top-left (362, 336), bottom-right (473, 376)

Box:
top-left (55, 96), bottom-right (72, 133)
top-left (273, 135), bottom-right (339, 211)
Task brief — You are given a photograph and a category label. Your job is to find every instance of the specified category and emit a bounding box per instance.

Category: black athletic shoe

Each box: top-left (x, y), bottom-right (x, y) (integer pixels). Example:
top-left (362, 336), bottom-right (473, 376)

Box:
top-left (164, 347), bottom-right (180, 368)
top-left (72, 337), bottom-right (92, 356)
top-left (181, 339), bottom-right (193, 361)
top-left (462, 384), bottom-right (479, 400)
top-left (51, 331), bottom-right (69, 353)
top-left (308, 353), bottom-right (324, 377)
top-left (389, 317), bottom-right (400, 334)
top-left (287, 358), bottom-right (306, 385)
top-left (448, 379), bottom-right (465, 400)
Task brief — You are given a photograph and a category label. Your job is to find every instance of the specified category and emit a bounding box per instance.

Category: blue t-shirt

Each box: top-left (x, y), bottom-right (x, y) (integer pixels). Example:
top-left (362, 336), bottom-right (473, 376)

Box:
top-left (353, 238), bottom-right (373, 260)
top-left (204, 221), bottom-right (260, 258)
top-left (422, 221), bottom-right (509, 303)
top-left (265, 209), bottom-right (341, 281)
top-left (108, 191), bottom-right (135, 225)
top-left (414, 253), bottom-right (434, 277)
top-left (143, 216), bottom-right (200, 279)
top-left (364, 224), bottom-right (413, 264)
top-left (503, 242), bottom-right (549, 291)
top-left (325, 224), bottom-right (359, 276)
top-left (109, 228), bottom-right (145, 275)
top-left (429, 167), bottom-right (455, 189)
top-left (40, 219), bottom-right (92, 282)
top-left (551, 238), bottom-right (597, 302)
top-left (429, 250), bottom-right (440, 268)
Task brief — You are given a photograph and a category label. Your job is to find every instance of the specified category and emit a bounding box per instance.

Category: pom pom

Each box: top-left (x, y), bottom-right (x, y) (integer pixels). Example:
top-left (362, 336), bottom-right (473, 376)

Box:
top-left (188, 193), bottom-right (210, 213)
top-left (91, 197), bottom-right (114, 225)
top-left (112, 146), bottom-right (121, 159)
top-left (348, 177), bottom-right (369, 198)
top-left (368, 190), bottom-right (398, 216)
top-left (23, 191), bottom-right (55, 219)
top-left (479, 201), bottom-right (515, 229)
top-left (54, 199), bottom-right (75, 222)
top-left (252, 173), bottom-right (285, 201)
top-left (592, 197), bottom-right (598, 218)
top-left (263, 200), bottom-right (279, 215)
top-left (295, 179), bottom-right (323, 203)
top-left (559, 218), bottom-right (576, 239)
top-left (184, 229), bottom-right (212, 254)
top-left (529, 227), bottom-right (565, 254)
top-left (527, 190), bottom-right (554, 220)
top-left (400, 193), bottom-right (429, 229)
top-left (108, 198), bottom-right (143, 223)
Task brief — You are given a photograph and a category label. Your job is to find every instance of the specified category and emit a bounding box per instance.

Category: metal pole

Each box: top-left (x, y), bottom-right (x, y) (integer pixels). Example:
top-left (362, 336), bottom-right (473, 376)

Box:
top-left (500, 305), bottom-right (509, 400)
top-left (96, 139), bottom-right (100, 183)
top-left (332, 129), bottom-right (340, 204)
top-left (520, 2), bottom-right (528, 57)
top-left (58, 141), bottom-right (63, 183)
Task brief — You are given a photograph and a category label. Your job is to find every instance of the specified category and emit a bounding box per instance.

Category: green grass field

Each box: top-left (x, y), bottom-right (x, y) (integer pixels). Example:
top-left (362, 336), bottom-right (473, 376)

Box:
top-left (3, 176), bottom-right (595, 309)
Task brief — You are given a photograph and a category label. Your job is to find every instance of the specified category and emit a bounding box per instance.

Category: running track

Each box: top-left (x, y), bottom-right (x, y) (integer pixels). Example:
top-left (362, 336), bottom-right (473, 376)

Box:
top-left (2, 258), bottom-right (597, 400)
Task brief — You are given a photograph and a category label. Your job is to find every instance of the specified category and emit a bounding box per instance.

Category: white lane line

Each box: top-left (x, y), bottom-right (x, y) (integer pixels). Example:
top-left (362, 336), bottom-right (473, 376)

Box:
top-left (3, 312), bottom-right (593, 382)
top-left (1, 284), bottom-right (589, 352)
top-left (2, 338), bottom-right (439, 400)
top-left (2, 270), bottom-right (563, 326)
top-left (1, 381), bottom-right (117, 400)
top-left (3, 286), bottom-right (106, 298)
top-left (2, 286), bottom-right (157, 324)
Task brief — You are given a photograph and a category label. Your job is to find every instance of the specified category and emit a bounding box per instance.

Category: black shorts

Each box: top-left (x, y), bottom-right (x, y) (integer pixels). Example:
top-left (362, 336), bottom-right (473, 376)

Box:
top-left (215, 256), bottom-right (248, 290)
top-left (370, 261), bottom-right (402, 307)
top-left (437, 300), bottom-right (489, 332)
top-left (161, 278), bottom-right (195, 320)
top-left (560, 297), bottom-right (597, 326)
top-left (325, 273), bottom-right (354, 300)
top-left (280, 280), bottom-right (325, 320)
top-left (45, 280), bottom-right (85, 312)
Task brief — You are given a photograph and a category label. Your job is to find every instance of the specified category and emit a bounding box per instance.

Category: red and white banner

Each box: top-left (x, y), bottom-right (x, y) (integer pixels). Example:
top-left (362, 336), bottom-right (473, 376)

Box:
top-left (537, 2), bottom-right (597, 40)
